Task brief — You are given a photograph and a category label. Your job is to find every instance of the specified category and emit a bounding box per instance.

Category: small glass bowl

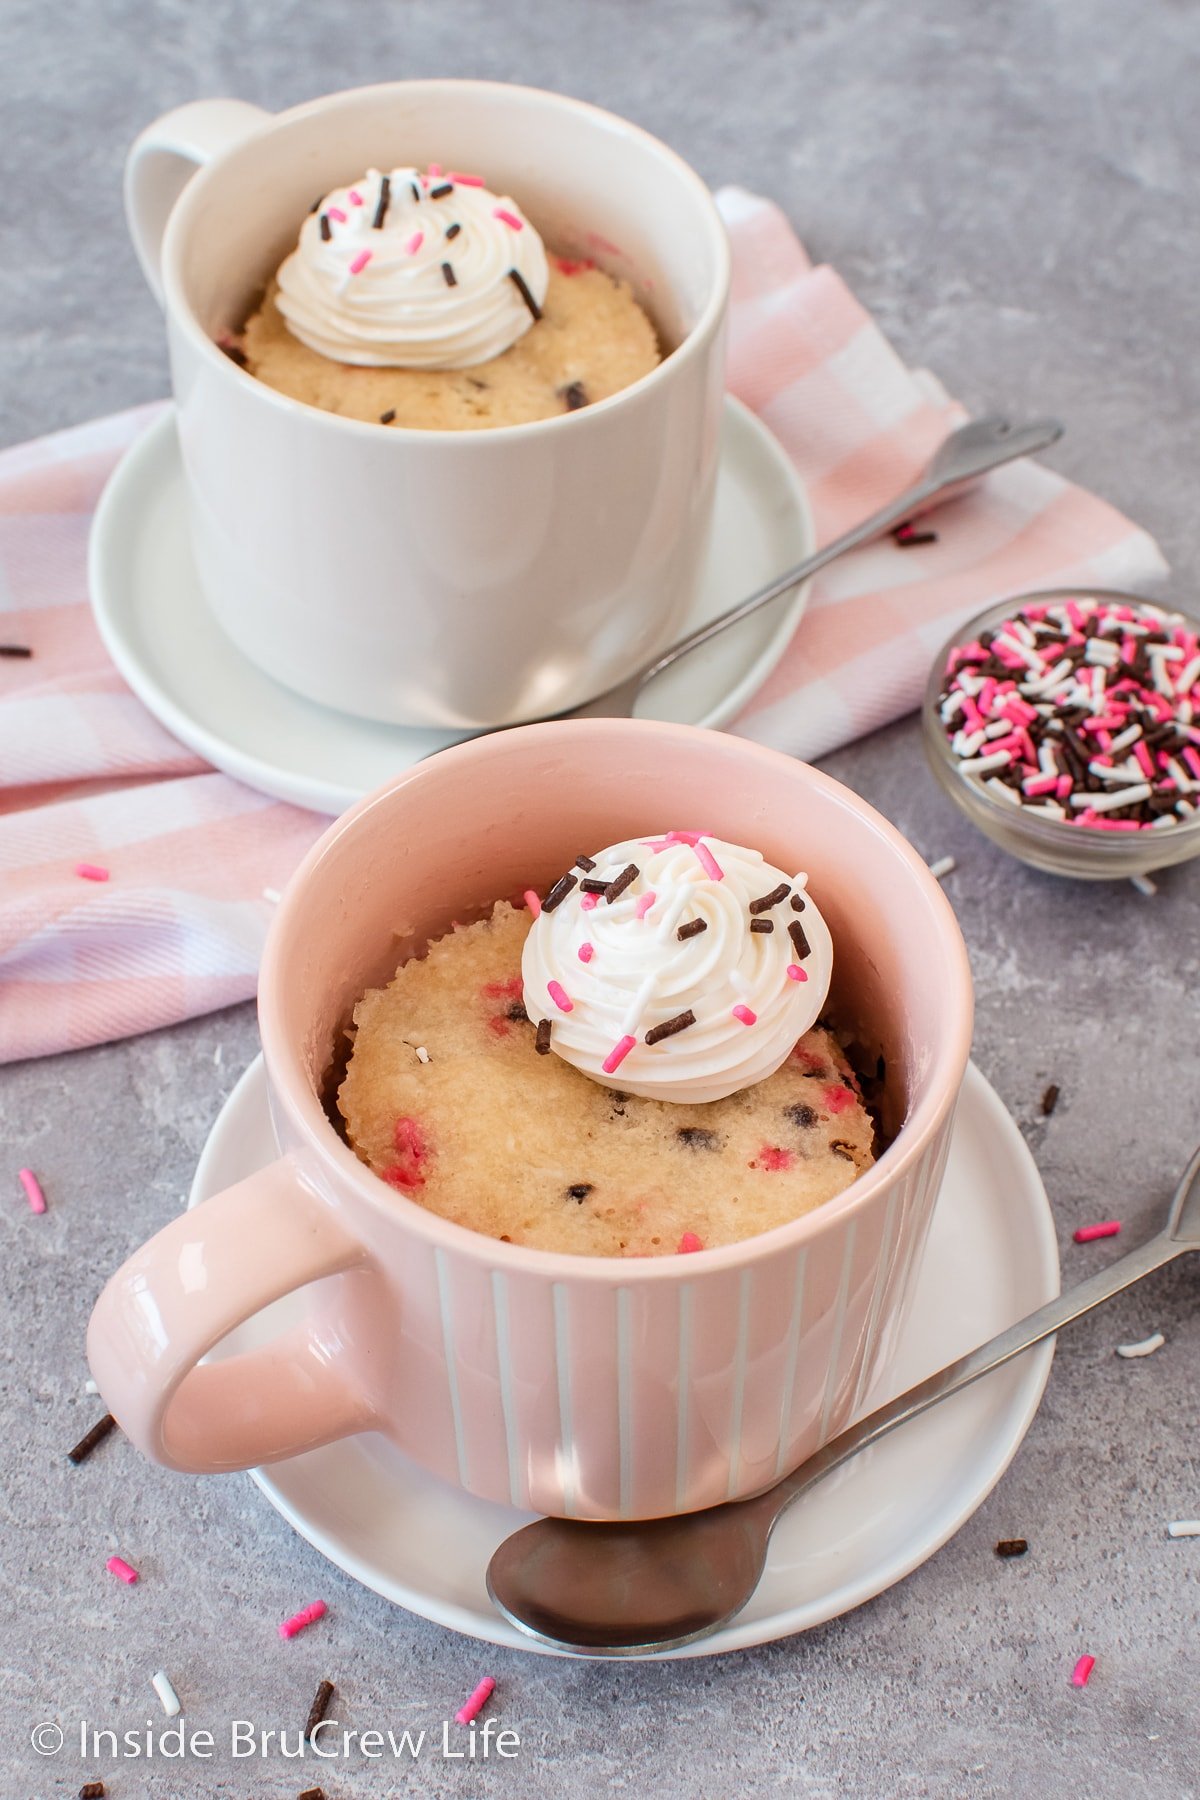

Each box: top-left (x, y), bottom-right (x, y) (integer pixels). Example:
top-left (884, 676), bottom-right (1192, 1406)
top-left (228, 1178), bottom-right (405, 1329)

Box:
top-left (922, 588), bottom-right (1200, 880)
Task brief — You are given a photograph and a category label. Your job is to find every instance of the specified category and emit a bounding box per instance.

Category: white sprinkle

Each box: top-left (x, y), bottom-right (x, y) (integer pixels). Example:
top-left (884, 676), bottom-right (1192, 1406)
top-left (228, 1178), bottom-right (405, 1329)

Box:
top-left (985, 777), bottom-right (1022, 805)
top-left (1151, 813), bottom-right (1181, 828)
top-left (621, 971), bottom-right (658, 1038)
top-left (415, 1045), bottom-right (430, 1064)
top-left (940, 692), bottom-right (966, 722)
top-left (1084, 638), bottom-right (1120, 665)
top-left (84, 1377), bottom-right (99, 1395)
top-left (1037, 741), bottom-right (1060, 776)
top-left (1107, 723), bottom-right (1143, 754)
top-left (1116, 1331), bottom-right (1164, 1358)
top-left (928, 856), bottom-right (956, 881)
top-left (1023, 802), bottom-right (1068, 819)
top-left (1087, 760), bottom-right (1151, 785)
top-left (1130, 872), bottom-right (1158, 896)
top-left (1167, 1520), bottom-right (1200, 1538)
top-left (262, 886), bottom-right (282, 904)
top-left (213, 1043), bottom-right (223, 1066)
top-left (1070, 782), bottom-right (1151, 811)
top-left (953, 728), bottom-right (987, 757)
top-left (984, 719), bottom-right (1011, 740)
top-left (152, 1670), bottom-right (181, 1717)
top-left (959, 749), bottom-right (1013, 775)
top-left (1175, 654), bottom-right (1200, 694)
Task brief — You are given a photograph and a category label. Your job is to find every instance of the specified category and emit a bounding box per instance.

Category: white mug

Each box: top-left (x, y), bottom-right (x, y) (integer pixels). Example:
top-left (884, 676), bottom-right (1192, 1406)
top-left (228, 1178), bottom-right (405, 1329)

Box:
top-left (126, 81), bottom-right (730, 729)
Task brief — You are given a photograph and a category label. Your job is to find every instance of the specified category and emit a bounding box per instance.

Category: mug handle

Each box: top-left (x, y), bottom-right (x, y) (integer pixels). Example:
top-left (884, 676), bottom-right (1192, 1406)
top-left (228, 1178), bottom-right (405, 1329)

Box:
top-left (87, 1157), bottom-right (378, 1473)
top-left (124, 98), bottom-right (271, 303)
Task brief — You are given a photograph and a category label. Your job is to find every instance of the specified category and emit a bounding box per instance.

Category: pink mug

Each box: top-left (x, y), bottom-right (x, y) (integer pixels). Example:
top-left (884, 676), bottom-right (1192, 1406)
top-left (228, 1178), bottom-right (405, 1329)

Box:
top-left (87, 721), bottom-right (972, 1520)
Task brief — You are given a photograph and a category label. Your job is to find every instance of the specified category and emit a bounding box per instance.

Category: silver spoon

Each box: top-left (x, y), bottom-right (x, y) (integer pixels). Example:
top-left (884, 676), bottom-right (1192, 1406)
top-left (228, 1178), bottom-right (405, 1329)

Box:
top-left (536, 412), bottom-right (1063, 724)
top-left (487, 1143), bottom-right (1200, 1657)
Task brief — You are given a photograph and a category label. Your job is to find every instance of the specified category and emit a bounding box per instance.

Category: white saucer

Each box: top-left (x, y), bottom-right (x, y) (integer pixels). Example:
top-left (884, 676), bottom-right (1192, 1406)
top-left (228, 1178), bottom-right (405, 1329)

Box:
top-left (89, 398), bottom-right (814, 816)
top-left (190, 1058), bottom-right (1059, 1659)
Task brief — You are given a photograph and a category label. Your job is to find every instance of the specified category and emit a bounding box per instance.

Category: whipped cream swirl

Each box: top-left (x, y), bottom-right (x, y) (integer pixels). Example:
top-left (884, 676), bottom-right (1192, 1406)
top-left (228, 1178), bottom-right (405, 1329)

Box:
top-left (521, 833), bottom-right (833, 1104)
top-left (275, 165), bottom-right (550, 369)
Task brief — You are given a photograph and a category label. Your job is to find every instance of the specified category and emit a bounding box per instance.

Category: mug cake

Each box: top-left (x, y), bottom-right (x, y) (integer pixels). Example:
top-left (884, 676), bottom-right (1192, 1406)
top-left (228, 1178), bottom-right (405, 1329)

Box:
top-left (228, 164), bottom-right (660, 428)
top-left (338, 831), bottom-right (877, 1256)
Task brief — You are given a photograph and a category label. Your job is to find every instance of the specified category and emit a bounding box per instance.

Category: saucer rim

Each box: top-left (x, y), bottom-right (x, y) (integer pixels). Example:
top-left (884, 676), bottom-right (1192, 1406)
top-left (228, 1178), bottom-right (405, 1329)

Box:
top-left (189, 1055), bottom-right (1059, 1659)
top-left (88, 395), bottom-right (814, 816)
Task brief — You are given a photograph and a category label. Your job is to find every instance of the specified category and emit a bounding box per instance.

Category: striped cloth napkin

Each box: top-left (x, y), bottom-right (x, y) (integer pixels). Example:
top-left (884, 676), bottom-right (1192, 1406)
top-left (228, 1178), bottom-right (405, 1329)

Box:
top-left (0, 189), bottom-right (1167, 1063)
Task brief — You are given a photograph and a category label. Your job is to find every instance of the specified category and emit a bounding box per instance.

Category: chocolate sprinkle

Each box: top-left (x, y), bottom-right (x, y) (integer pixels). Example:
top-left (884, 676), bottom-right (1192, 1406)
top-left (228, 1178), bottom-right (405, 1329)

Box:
top-left (542, 871), bottom-right (578, 912)
top-left (995, 1538), bottom-right (1028, 1558)
top-left (298, 1789), bottom-right (326, 1800)
top-left (603, 863), bottom-right (639, 904)
top-left (1041, 1083), bottom-right (1060, 1116)
top-left (788, 919), bottom-right (811, 960)
top-left (566, 1183), bottom-right (593, 1202)
top-left (749, 882), bottom-right (790, 914)
top-left (560, 380), bottom-right (588, 411)
top-left (319, 213), bottom-right (332, 242)
top-left (790, 894), bottom-right (806, 912)
top-left (0, 644), bottom-right (33, 658)
top-left (442, 261), bottom-right (457, 286)
top-left (79, 1785), bottom-right (106, 1799)
top-left (535, 1018), bottom-right (552, 1055)
top-left (410, 179), bottom-right (421, 203)
top-left (677, 918), bottom-right (708, 940)
top-left (505, 1000), bottom-right (528, 1023)
top-left (379, 409), bottom-right (396, 424)
top-left (579, 878), bottom-right (609, 894)
top-left (372, 174), bottom-right (391, 229)
top-left (645, 1009), bottom-right (696, 1045)
top-left (509, 267), bottom-right (542, 321)
top-left (575, 853), bottom-right (597, 871)
top-left (784, 1102), bottom-right (818, 1129)
top-left (893, 522), bottom-right (938, 547)
top-left (445, 222), bottom-right (462, 240)
top-left (304, 1679), bottom-right (335, 1742)
top-left (831, 1140), bottom-right (857, 1162)
top-left (67, 1412), bottom-right (117, 1465)
top-left (677, 1127), bottom-right (718, 1150)
top-left (220, 341), bottom-right (249, 368)
top-left (750, 918), bottom-right (774, 934)
top-left (430, 181), bottom-right (454, 198)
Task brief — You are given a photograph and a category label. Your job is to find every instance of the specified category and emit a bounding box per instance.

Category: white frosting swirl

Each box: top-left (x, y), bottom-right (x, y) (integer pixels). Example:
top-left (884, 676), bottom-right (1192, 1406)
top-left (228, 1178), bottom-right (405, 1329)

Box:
top-left (275, 166), bottom-right (550, 369)
top-left (521, 833), bottom-right (834, 1104)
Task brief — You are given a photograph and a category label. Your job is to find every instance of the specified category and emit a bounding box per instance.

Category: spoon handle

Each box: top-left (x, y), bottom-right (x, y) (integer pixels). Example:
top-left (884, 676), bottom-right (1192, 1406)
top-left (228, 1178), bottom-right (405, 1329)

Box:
top-left (755, 1228), bottom-right (1184, 1527)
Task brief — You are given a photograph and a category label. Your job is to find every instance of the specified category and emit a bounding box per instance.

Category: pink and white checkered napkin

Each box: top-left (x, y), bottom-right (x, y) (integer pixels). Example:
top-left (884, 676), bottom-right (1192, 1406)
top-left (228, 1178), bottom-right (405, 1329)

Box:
top-left (0, 189), bottom-right (1167, 1063)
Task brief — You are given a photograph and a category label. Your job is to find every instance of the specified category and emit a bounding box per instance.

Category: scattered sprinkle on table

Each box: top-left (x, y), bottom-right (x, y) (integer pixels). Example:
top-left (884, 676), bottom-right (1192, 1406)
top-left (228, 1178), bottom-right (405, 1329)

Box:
top-left (304, 1678), bottom-right (335, 1741)
top-left (1167, 1520), bottom-right (1200, 1538)
top-left (84, 1377), bottom-right (99, 1394)
top-left (1041, 1082), bottom-right (1060, 1116)
top-left (1116, 1331), bottom-right (1164, 1359)
top-left (927, 855), bottom-right (956, 880)
top-left (79, 1783), bottom-right (106, 1799)
top-left (1071, 1654), bottom-right (1096, 1688)
top-left (263, 886), bottom-right (282, 904)
top-left (1074, 1220), bottom-right (1121, 1244)
top-left (1130, 872), bottom-right (1158, 897)
top-left (68, 1412), bottom-right (117, 1465)
top-left (152, 1669), bottom-right (182, 1716)
top-left (935, 594), bottom-right (1200, 832)
top-left (17, 1167), bottom-right (46, 1214)
top-left (297, 1788), bottom-right (326, 1800)
top-left (106, 1554), bottom-right (139, 1584)
top-left (74, 863), bottom-right (110, 882)
top-left (455, 1675), bottom-right (496, 1725)
top-left (415, 1044), bottom-right (431, 1063)
top-left (893, 520), bottom-right (938, 547)
top-left (279, 1599), bottom-right (327, 1639)
top-left (994, 1538), bottom-right (1028, 1558)
top-left (0, 643), bottom-right (33, 657)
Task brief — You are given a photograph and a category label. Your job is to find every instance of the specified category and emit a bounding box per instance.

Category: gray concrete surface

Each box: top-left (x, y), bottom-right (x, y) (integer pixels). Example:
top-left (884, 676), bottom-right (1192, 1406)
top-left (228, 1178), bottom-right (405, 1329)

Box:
top-left (2, 2), bottom-right (1199, 1796)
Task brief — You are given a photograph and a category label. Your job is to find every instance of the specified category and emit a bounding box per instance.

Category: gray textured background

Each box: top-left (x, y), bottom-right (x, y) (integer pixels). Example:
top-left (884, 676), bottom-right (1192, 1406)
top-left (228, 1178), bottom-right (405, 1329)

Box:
top-left (3, 2), bottom-right (1199, 1796)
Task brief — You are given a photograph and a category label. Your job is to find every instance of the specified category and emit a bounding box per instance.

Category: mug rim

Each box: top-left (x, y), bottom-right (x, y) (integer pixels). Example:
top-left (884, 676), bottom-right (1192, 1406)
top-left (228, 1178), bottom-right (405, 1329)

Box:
top-left (159, 77), bottom-right (732, 446)
top-left (259, 720), bottom-right (974, 1281)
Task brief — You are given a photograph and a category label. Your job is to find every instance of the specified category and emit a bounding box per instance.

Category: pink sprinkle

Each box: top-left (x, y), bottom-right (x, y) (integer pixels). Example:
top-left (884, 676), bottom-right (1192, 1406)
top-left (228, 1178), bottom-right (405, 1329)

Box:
top-left (523, 888), bottom-right (542, 918)
top-left (1072, 1654), bottom-right (1096, 1688)
top-left (326, 206), bottom-right (347, 223)
top-left (348, 249), bottom-right (372, 275)
top-left (493, 207), bottom-right (524, 230)
top-left (75, 862), bottom-right (109, 882)
top-left (635, 890), bottom-right (657, 920)
top-left (427, 163), bottom-right (443, 178)
top-left (603, 1034), bottom-right (637, 1075)
top-left (758, 1146), bottom-right (793, 1171)
top-left (17, 1168), bottom-right (46, 1214)
top-left (547, 980), bottom-right (574, 1013)
top-left (1022, 774), bottom-right (1060, 798)
top-left (107, 1555), bottom-right (139, 1585)
top-left (278, 1599), bottom-right (326, 1640)
top-left (581, 892), bottom-right (598, 911)
top-left (694, 840), bottom-right (724, 881)
top-left (823, 1084), bottom-right (856, 1113)
top-left (406, 231), bottom-right (425, 255)
top-left (732, 1004), bottom-right (757, 1027)
top-left (449, 171), bottom-right (485, 186)
top-left (455, 1676), bottom-right (495, 1725)
top-left (1074, 1221), bottom-right (1121, 1243)
top-left (785, 963), bottom-right (808, 982)
top-left (677, 1232), bottom-right (704, 1254)
top-left (348, 188), bottom-right (364, 205)
top-left (1184, 747), bottom-right (1200, 781)
top-left (578, 942), bottom-right (595, 963)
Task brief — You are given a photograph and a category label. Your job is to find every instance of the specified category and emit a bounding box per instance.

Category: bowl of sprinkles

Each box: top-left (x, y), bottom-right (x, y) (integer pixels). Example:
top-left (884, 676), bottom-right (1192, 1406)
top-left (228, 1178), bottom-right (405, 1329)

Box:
top-left (923, 589), bottom-right (1200, 878)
